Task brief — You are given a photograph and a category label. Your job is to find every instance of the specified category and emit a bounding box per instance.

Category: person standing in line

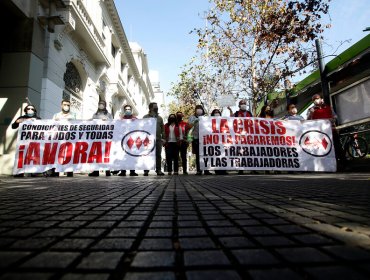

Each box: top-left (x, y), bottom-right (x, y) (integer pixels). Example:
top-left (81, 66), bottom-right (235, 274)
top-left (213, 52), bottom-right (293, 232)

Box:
top-left (52, 99), bottom-right (76, 177)
top-left (188, 105), bottom-right (212, 175)
top-left (117, 104), bottom-right (138, 176)
top-left (307, 93), bottom-right (346, 169)
top-left (231, 100), bottom-right (253, 175)
top-left (12, 104), bottom-right (42, 177)
top-left (259, 105), bottom-right (274, 119)
top-left (89, 100), bottom-right (112, 177)
top-left (211, 108), bottom-right (228, 175)
top-left (164, 114), bottom-right (180, 175)
top-left (233, 99), bottom-right (253, 118)
top-left (143, 102), bottom-right (165, 176)
top-left (176, 111), bottom-right (189, 175)
top-left (282, 103), bottom-right (304, 120)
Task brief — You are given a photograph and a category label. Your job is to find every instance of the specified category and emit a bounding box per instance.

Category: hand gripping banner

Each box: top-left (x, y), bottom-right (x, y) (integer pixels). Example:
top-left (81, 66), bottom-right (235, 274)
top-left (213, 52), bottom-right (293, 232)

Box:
top-left (199, 117), bottom-right (337, 172)
top-left (13, 119), bottom-right (157, 174)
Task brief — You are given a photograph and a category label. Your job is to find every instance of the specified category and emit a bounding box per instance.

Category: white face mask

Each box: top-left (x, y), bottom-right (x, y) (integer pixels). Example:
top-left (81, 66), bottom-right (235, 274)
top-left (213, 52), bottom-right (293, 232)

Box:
top-left (214, 113), bottom-right (221, 117)
top-left (196, 109), bottom-right (203, 116)
top-left (240, 105), bottom-right (247, 111)
top-left (291, 108), bottom-right (298, 115)
top-left (62, 105), bottom-right (70, 112)
top-left (98, 104), bottom-right (105, 110)
top-left (314, 99), bottom-right (322, 106)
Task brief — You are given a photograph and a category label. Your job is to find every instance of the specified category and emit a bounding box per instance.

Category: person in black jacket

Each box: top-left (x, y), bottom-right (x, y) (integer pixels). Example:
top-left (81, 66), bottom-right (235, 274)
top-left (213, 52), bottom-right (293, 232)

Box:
top-left (12, 104), bottom-right (41, 177)
top-left (12, 104), bottom-right (41, 129)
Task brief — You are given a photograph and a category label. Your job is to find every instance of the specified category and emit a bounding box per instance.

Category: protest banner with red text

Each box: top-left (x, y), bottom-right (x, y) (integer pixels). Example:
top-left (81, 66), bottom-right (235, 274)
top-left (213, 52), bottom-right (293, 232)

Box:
top-left (199, 117), bottom-right (336, 172)
top-left (13, 119), bottom-right (157, 174)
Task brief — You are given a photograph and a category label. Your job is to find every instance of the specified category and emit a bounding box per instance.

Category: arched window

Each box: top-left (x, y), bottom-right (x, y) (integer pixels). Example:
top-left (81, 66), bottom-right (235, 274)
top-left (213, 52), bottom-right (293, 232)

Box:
top-left (63, 62), bottom-right (83, 118)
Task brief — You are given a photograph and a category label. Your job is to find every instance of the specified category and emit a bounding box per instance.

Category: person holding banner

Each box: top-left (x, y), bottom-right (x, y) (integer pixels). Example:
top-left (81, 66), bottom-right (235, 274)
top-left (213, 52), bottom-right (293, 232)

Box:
top-left (12, 104), bottom-right (41, 177)
top-left (52, 99), bottom-right (76, 177)
top-left (189, 105), bottom-right (212, 175)
top-left (176, 111), bottom-right (189, 175)
top-left (233, 99), bottom-right (253, 118)
top-left (117, 104), bottom-right (138, 176)
top-left (143, 102), bottom-right (165, 176)
top-left (232, 100), bottom-right (253, 175)
top-left (307, 94), bottom-right (346, 169)
top-left (283, 104), bottom-right (304, 120)
top-left (89, 100), bottom-right (113, 177)
top-left (12, 104), bottom-right (41, 129)
top-left (164, 114), bottom-right (180, 175)
top-left (211, 109), bottom-right (228, 175)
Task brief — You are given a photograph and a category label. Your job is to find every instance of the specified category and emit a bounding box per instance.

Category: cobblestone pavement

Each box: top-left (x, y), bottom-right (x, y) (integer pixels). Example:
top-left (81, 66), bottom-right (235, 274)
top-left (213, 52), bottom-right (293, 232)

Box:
top-left (0, 173), bottom-right (370, 280)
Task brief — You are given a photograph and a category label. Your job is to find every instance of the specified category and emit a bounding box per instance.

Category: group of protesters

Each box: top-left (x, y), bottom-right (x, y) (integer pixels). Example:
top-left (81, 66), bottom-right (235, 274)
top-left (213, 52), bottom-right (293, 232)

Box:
top-left (13, 92), bottom-right (344, 177)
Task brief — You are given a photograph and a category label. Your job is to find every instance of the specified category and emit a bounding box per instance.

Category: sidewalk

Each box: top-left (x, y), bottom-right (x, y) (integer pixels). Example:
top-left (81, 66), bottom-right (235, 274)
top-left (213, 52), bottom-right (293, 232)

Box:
top-left (0, 173), bottom-right (369, 279)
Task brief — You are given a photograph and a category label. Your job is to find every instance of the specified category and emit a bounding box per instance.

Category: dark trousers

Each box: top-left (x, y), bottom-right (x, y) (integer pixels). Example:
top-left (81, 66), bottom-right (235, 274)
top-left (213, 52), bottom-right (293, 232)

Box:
top-left (165, 142), bottom-right (179, 173)
top-left (145, 141), bottom-right (163, 174)
top-left (192, 139), bottom-right (200, 173)
top-left (179, 141), bottom-right (188, 172)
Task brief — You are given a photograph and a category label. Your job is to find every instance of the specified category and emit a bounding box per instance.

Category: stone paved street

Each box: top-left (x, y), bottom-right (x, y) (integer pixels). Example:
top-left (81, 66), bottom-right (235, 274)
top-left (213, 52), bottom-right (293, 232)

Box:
top-left (0, 173), bottom-right (370, 279)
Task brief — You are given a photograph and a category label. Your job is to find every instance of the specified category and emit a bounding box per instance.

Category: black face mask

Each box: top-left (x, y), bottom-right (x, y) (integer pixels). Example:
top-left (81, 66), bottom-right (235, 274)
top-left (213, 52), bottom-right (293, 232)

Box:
top-left (169, 117), bottom-right (176, 123)
top-left (177, 115), bottom-right (182, 122)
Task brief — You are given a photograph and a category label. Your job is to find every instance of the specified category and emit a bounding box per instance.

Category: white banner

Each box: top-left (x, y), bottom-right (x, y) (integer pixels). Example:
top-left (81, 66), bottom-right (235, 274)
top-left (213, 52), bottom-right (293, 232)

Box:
top-left (199, 117), bottom-right (337, 172)
top-left (13, 119), bottom-right (157, 174)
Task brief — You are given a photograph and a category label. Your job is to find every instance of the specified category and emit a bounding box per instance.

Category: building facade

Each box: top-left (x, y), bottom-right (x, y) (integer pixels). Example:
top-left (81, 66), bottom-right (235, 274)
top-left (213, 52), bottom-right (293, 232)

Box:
top-left (0, 0), bottom-right (158, 175)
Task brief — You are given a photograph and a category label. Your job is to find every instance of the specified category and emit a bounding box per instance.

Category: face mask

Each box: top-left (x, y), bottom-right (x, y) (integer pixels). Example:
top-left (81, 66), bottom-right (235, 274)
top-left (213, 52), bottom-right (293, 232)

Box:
top-left (169, 117), bottom-right (176, 123)
top-left (98, 104), bottom-right (105, 110)
top-left (152, 107), bottom-right (158, 113)
top-left (291, 108), bottom-right (298, 114)
top-left (177, 115), bottom-right (183, 121)
top-left (196, 109), bottom-right (203, 116)
top-left (26, 109), bottom-right (35, 116)
top-left (240, 105), bottom-right (247, 111)
top-left (214, 113), bottom-right (221, 117)
top-left (314, 99), bottom-right (322, 106)
top-left (124, 110), bottom-right (132, 116)
top-left (62, 105), bottom-right (70, 112)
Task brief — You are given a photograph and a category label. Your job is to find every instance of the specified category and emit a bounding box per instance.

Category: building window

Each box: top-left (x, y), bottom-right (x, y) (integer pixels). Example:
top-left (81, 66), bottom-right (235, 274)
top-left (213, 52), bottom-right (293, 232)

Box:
top-left (63, 62), bottom-right (83, 118)
top-left (111, 44), bottom-right (117, 57)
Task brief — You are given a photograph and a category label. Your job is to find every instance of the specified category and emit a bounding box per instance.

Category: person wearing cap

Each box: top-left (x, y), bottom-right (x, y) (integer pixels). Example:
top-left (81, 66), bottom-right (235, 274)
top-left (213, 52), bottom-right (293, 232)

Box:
top-left (307, 93), bottom-right (346, 169)
top-left (283, 103), bottom-right (304, 120)
top-left (89, 100), bottom-right (113, 177)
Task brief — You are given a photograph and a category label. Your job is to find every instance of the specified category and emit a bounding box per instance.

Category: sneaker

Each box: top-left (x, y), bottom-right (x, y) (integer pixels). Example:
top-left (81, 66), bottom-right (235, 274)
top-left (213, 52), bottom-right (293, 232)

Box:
top-left (204, 171), bottom-right (212, 175)
top-left (105, 171), bottom-right (111, 176)
top-left (67, 172), bottom-right (73, 177)
top-left (143, 171), bottom-right (149, 176)
top-left (118, 171), bottom-right (126, 176)
top-left (156, 171), bottom-right (165, 176)
top-left (129, 172), bottom-right (138, 176)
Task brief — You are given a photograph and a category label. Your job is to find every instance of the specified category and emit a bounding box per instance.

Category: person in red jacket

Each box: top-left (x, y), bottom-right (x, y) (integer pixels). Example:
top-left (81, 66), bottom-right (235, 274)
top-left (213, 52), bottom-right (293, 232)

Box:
top-left (176, 111), bottom-right (189, 174)
top-left (307, 94), bottom-right (346, 169)
top-left (164, 114), bottom-right (180, 175)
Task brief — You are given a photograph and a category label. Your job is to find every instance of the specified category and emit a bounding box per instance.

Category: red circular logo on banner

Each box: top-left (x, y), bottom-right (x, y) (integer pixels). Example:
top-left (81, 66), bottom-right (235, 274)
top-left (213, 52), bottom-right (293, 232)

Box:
top-left (121, 130), bottom-right (156, 157)
top-left (299, 130), bottom-right (332, 157)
